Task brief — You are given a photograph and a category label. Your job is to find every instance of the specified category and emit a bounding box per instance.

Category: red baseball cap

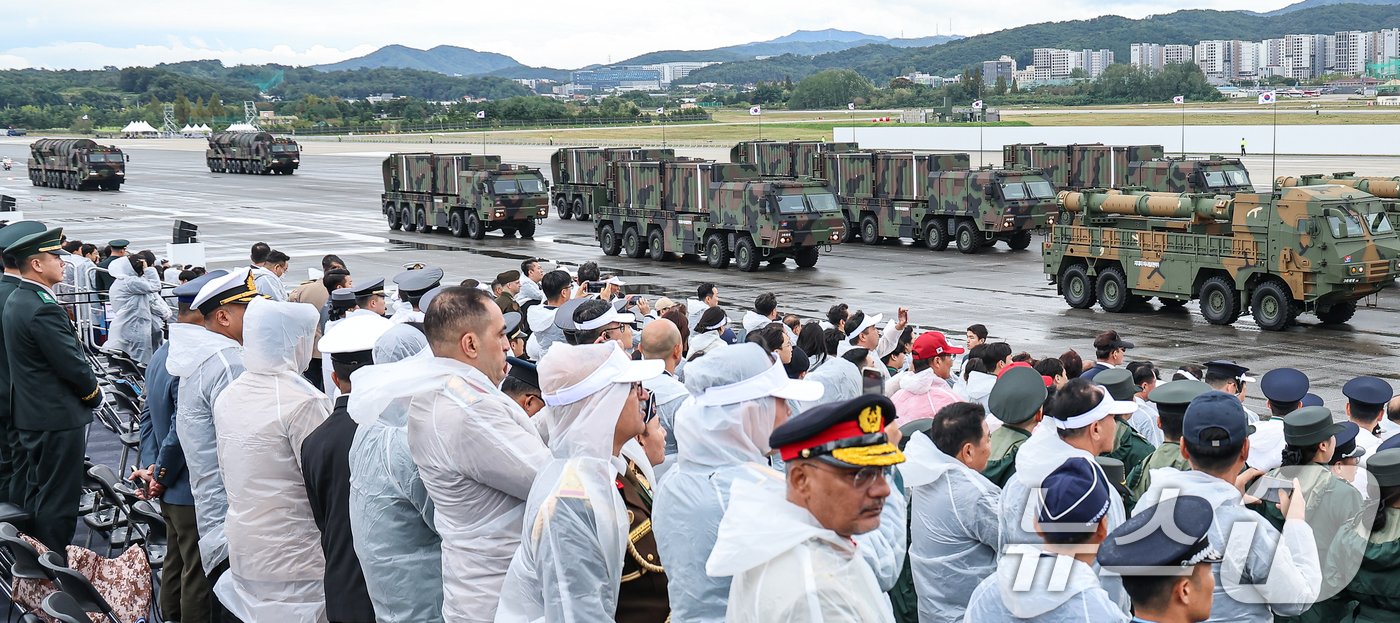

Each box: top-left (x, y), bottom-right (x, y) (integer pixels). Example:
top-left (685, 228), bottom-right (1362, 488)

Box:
top-left (911, 331), bottom-right (964, 360)
top-left (998, 361), bottom-right (1055, 387)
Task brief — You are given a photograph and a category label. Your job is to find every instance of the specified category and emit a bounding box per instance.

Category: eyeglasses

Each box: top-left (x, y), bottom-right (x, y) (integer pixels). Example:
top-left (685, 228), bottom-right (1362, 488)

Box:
top-left (807, 463), bottom-right (893, 490)
top-left (630, 382), bottom-right (658, 423)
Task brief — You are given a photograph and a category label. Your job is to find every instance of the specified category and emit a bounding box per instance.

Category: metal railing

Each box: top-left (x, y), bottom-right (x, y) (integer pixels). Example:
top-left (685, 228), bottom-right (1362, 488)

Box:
top-left (286, 113), bottom-right (712, 136)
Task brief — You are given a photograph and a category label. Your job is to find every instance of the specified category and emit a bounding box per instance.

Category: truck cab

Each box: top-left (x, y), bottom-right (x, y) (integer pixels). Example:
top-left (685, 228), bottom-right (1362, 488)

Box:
top-left (268, 140), bottom-right (301, 171)
top-left (756, 183), bottom-right (847, 249)
top-left (458, 166), bottom-right (550, 238)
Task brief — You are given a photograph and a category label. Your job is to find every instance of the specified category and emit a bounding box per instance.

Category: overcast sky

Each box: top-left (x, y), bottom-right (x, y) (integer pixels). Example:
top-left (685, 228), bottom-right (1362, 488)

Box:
top-left (0, 0), bottom-right (1301, 71)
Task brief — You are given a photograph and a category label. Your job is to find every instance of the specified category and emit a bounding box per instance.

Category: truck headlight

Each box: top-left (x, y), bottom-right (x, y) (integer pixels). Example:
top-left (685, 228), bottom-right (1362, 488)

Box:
top-left (494, 209), bottom-right (505, 219)
top-left (779, 231), bottom-right (792, 245)
top-left (829, 231), bottom-right (842, 242)
top-left (1348, 265), bottom-right (1364, 276)
top-left (292, 159), bottom-right (300, 163)
top-left (537, 207), bottom-right (548, 216)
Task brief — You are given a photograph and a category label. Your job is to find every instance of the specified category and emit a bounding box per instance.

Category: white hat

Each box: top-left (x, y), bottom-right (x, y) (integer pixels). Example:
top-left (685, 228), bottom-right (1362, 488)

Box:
top-left (1051, 388), bottom-right (1138, 430)
top-left (320, 313), bottom-right (395, 355)
top-left (192, 267), bottom-right (263, 315)
top-left (847, 313), bottom-right (884, 340)
top-left (542, 344), bottom-right (664, 407)
top-left (691, 344), bottom-right (824, 407)
top-left (575, 304), bottom-right (636, 331)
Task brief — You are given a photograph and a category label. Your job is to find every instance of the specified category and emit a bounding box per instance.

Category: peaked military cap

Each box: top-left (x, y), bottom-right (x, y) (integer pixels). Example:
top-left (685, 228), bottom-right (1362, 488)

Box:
top-left (330, 288), bottom-right (357, 307)
top-left (1330, 422), bottom-right (1366, 463)
top-left (770, 394), bottom-right (905, 468)
top-left (172, 269), bottom-right (229, 305)
top-left (108, 239), bottom-right (129, 249)
top-left (394, 266), bottom-right (444, 295)
top-left (1148, 380), bottom-right (1211, 411)
top-left (1343, 376), bottom-right (1394, 407)
top-left (1096, 368), bottom-right (1139, 402)
top-left (988, 365), bottom-right (1047, 425)
top-left (1203, 360), bottom-right (1255, 383)
top-left (1097, 495), bottom-right (1220, 573)
top-left (1381, 433), bottom-right (1400, 454)
top-left (1260, 368), bottom-right (1309, 404)
top-left (352, 277), bottom-right (386, 298)
top-left (0, 221), bottom-right (47, 255)
top-left (1368, 449), bottom-right (1400, 487)
top-left (506, 356), bottom-right (539, 390)
top-left (1282, 406), bottom-right (1345, 446)
top-left (418, 285), bottom-right (446, 312)
top-left (5, 227), bottom-right (68, 259)
top-left (321, 313), bottom-right (394, 373)
top-left (192, 267), bottom-right (263, 316)
top-left (1302, 393), bottom-right (1324, 407)
top-left (1095, 456), bottom-right (1132, 500)
top-left (503, 311), bottom-right (524, 340)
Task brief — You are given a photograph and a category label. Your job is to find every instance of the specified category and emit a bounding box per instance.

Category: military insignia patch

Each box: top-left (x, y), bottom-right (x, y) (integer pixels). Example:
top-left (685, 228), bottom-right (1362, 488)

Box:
top-left (858, 406), bottom-right (883, 434)
top-left (37, 291), bottom-right (56, 305)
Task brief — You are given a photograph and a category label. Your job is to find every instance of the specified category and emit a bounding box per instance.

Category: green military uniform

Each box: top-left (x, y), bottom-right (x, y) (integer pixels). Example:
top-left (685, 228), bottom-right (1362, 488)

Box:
top-left (982, 425), bottom-right (1031, 488)
top-left (3, 227), bottom-right (103, 555)
top-left (496, 291), bottom-right (520, 316)
top-left (616, 459), bottom-right (668, 623)
top-left (1107, 419), bottom-right (1154, 477)
top-left (1339, 450), bottom-right (1400, 623)
top-left (0, 221), bottom-right (46, 506)
top-left (1126, 440), bottom-right (1190, 499)
top-left (93, 238), bottom-right (127, 292)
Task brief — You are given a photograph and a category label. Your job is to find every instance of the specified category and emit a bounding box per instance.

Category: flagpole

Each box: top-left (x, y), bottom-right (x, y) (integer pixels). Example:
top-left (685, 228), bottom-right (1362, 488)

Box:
top-left (1271, 96), bottom-right (1278, 184)
top-left (1180, 99), bottom-right (1186, 158)
top-left (758, 109), bottom-right (763, 140)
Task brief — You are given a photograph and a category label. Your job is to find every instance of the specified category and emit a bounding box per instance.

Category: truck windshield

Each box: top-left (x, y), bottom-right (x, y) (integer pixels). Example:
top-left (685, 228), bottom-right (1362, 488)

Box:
top-left (774, 194), bottom-right (807, 214)
top-left (806, 193), bottom-right (841, 212)
top-left (1000, 182), bottom-right (1029, 200)
top-left (1326, 209), bottom-right (1368, 238)
top-left (1203, 171), bottom-right (1229, 187)
top-left (1025, 179), bottom-right (1056, 199)
top-left (515, 178), bottom-right (546, 193)
top-left (270, 144), bottom-right (297, 153)
top-left (87, 154), bottom-right (120, 163)
top-left (1367, 210), bottom-right (1394, 235)
top-left (492, 180), bottom-right (520, 194)
top-left (1225, 170), bottom-right (1251, 188)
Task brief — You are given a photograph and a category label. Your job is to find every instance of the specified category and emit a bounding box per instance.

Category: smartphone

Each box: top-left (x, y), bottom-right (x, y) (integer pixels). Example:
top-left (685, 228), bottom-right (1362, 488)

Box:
top-left (585, 281), bottom-right (605, 294)
top-left (1249, 475), bottom-right (1294, 505)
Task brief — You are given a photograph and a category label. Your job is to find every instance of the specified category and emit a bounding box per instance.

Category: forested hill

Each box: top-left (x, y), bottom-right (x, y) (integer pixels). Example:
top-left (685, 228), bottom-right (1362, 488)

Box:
top-left (681, 4), bottom-right (1400, 84)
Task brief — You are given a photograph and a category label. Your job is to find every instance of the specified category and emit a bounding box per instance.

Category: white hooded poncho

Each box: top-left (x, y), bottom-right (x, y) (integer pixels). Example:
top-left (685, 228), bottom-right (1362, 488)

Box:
top-left (963, 544), bottom-right (1127, 622)
top-left (211, 298), bottom-right (330, 621)
top-left (106, 259), bottom-right (170, 364)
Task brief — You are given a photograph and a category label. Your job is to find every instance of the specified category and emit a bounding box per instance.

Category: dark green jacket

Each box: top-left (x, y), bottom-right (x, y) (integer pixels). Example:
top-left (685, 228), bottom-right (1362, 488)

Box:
top-left (1127, 440), bottom-right (1191, 499)
top-left (0, 275), bottom-right (20, 424)
top-left (982, 425), bottom-right (1031, 488)
top-left (3, 280), bottom-right (101, 431)
top-left (1107, 419), bottom-right (1154, 475)
top-left (1340, 508), bottom-right (1400, 623)
top-left (1260, 464), bottom-right (1366, 623)
top-left (94, 256), bottom-right (116, 292)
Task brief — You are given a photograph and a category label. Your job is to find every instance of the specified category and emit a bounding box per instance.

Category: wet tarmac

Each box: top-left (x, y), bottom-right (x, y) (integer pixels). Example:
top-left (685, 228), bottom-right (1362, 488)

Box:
top-left (1, 138), bottom-right (1398, 410)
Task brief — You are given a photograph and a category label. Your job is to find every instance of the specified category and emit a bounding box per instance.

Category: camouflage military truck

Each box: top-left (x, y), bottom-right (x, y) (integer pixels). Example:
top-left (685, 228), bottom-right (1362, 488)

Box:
top-left (206, 131), bottom-right (300, 175)
top-left (1044, 186), bottom-right (1400, 330)
top-left (730, 140), bottom-right (860, 178)
top-left (594, 159), bottom-right (845, 271)
top-left (1278, 173), bottom-right (1400, 228)
top-left (550, 147), bottom-right (675, 220)
top-left (382, 152), bottom-right (549, 239)
top-left (27, 138), bottom-right (125, 190)
top-left (1004, 143), bottom-right (1253, 193)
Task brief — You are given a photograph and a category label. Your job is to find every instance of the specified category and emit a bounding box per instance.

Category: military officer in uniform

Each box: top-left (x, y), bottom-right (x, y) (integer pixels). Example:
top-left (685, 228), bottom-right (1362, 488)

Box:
top-left (495, 270), bottom-right (522, 316)
top-left (981, 365), bottom-right (1047, 487)
top-left (3, 227), bottom-right (104, 556)
top-left (1128, 380), bottom-right (1210, 498)
top-left (352, 278), bottom-right (388, 317)
top-left (1202, 360), bottom-right (1260, 422)
top-left (390, 266), bottom-right (443, 324)
top-left (1097, 495), bottom-right (1220, 623)
top-left (1261, 367), bottom-right (1309, 420)
top-left (1339, 448), bottom-right (1400, 622)
top-left (616, 384), bottom-right (669, 623)
top-left (1098, 368), bottom-right (1156, 473)
top-left (93, 238), bottom-right (128, 292)
top-left (0, 221), bottom-right (47, 505)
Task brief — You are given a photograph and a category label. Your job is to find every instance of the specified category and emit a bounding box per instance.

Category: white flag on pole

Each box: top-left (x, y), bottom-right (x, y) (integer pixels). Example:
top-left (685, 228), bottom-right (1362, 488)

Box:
top-left (848, 102), bottom-right (856, 110)
top-left (656, 107), bottom-right (665, 115)
top-left (749, 105), bottom-right (762, 116)
top-left (1172, 95), bottom-right (1185, 104)
top-left (1258, 91), bottom-right (1276, 105)
top-left (475, 110), bottom-right (487, 119)
top-left (971, 100), bottom-right (984, 110)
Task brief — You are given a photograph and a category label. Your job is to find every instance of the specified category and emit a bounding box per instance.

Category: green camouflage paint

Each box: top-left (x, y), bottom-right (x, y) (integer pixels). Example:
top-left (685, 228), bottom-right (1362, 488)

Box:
top-left (381, 152), bottom-right (548, 240)
top-left (27, 138), bottom-right (125, 191)
top-left (205, 132), bottom-right (300, 175)
top-left (550, 147), bottom-right (678, 220)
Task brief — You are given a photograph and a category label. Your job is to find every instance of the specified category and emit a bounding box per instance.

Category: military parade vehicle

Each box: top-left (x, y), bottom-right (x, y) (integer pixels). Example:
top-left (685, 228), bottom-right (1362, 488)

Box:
top-left (729, 139), bottom-right (859, 178)
top-left (1278, 173), bottom-right (1400, 228)
top-left (594, 158), bottom-right (845, 271)
top-left (550, 147), bottom-right (675, 220)
top-left (27, 138), bottom-right (125, 190)
top-left (382, 152), bottom-right (549, 239)
top-left (1004, 143), bottom-right (1253, 193)
top-left (1044, 186), bottom-right (1400, 330)
top-left (206, 131), bottom-right (301, 175)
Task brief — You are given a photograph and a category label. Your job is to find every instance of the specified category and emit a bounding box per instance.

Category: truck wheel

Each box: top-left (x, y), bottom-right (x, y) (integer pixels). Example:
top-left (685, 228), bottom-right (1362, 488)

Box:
top-left (796, 247), bottom-right (820, 268)
top-left (1198, 276), bottom-right (1241, 325)
top-left (599, 224), bottom-right (621, 256)
top-left (647, 229), bottom-right (667, 261)
top-left (706, 235), bottom-right (730, 268)
top-left (1251, 281), bottom-right (1291, 331)
top-left (555, 195), bottom-right (572, 220)
top-left (1316, 300), bottom-right (1357, 325)
top-left (518, 220), bottom-right (536, 239)
top-left (572, 198), bottom-right (590, 221)
top-left (387, 207), bottom-right (402, 231)
top-left (861, 215), bottom-right (880, 245)
top-left (400, 206), bottom-right (416, 232)
top-left (955, 220), bottom-right (980, 254)
top-left (1007, 231), bottom-right (1033, 251)
top-left (1096, 266), bottom-right (1130, 313)
top-left (502, 227), bottom-right (517, 238)
top-left (415, 207), bottom-right (430, 233)
top-left (735, 236), bottom-right (760, 272)
top-left (466, 212), bottom-right (485, 240)
top-left (623, 226), bottom-right (646, 258)
top-left (923, 220), bottom-right (949, 251)
top-left (448, 211), bottom-right (466, 237)
top-left (1061, 265), bottom-right (1097, 309)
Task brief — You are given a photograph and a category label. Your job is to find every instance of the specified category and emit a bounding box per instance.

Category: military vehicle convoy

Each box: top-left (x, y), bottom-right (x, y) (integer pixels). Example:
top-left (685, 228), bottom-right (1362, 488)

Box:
top-left (27, 139), bottom-right (125, 190)
top-left (550, 147), bottom-right (675, 220)
top-left (206, 132), bottom-right (300, 175)
top-left (1278, 173), bottom-right (1400, 228)
top-left (594, 158), bottom-right (845, 271)
top-left (382, 152), bottom-right (549, 239)
top-left (1004, 143), bottom-right (1253, 194)
top-left (730, 139), bottom-right (859, 178)
top-left (1044, 186), bottom-right (1400, 330)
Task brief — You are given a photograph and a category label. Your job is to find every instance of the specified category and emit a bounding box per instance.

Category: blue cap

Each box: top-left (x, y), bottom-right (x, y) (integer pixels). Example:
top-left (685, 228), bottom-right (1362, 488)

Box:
top-left (1302, 393), bottom-right (1324, 407)
top-left (1331, 421), bottom-right (1366, 463)
top-left (1183, 390), bottom-right (1252, 448)
top-left (1379, 433), bottom-right (1400, 453)
top-left (1260, 368), bottom-right (1309, 404)
top-left (1343, 376), bottom-right (1394, 407)
top-left (172, 269), bottom-right (229, 304)
top-left (1097, 495), bottom-right (1220, 572)
top-left (1038, 457), bottom-right (1111, 528)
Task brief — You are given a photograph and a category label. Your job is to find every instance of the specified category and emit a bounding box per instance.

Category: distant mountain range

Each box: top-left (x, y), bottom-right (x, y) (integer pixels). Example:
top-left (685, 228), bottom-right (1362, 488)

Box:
top-left (1261, 0), bottom-right (1400, 16)
top-left (311, 29), bottom-right (962, 81)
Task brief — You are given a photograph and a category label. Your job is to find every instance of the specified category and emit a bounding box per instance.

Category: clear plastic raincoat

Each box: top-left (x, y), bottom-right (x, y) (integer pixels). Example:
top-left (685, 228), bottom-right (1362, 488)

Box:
top-left (963, 544), bottom-right (1128, 622)
top-left (211, 298), bottom-right (330, 621)
top-left (799, 355), bottom-right (861, 410)
top-left (106, 259), bottom-right (170, 364)
top-left (707, 476), bottom-right (896, 623)
top-left (495, 343), bottom-right (663, 622)
top-left (250, 265), bottom-right (287, 301)
top-left (165, 322), bottom-right (244, 575)
top-left (346, 328), bottom-right (444, 623)
top-left (652, 344), bottom-right (793, 623)
top-left (355, 350), bottom-right (549, 623)
top-left (901, 432), bottom-right (1001, 623)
